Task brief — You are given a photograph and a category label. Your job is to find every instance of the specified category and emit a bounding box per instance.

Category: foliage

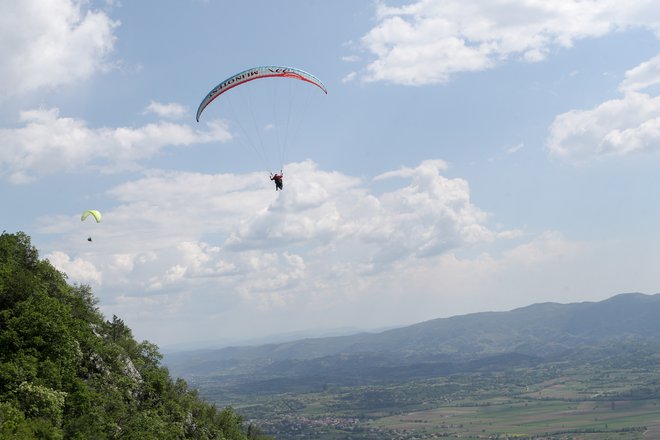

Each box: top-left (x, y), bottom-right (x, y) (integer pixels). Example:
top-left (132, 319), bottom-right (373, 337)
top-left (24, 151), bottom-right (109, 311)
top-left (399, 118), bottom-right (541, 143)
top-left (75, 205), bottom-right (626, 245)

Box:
top-left (0, 231), bottom-right (268, 439)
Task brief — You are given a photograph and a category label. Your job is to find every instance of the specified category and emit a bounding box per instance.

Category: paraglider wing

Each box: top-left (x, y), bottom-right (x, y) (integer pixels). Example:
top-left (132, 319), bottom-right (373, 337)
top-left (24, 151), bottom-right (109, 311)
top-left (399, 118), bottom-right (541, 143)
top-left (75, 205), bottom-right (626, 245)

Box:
top-left (81, 210), bottom-right (102, 223)
top-left (196, 66), bottom-right (327, 122)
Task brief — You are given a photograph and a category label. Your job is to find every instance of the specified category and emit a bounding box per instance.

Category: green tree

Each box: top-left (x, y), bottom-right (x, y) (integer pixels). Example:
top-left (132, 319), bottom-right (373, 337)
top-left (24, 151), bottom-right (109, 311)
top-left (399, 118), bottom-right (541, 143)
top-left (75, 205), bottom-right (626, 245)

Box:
top-left (0, 231), bottom-right (270, 439)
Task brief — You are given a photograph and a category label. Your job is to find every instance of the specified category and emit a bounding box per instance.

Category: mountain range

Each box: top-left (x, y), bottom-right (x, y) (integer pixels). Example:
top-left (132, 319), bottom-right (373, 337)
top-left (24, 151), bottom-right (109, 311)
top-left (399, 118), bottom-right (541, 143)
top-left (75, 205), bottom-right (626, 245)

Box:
top-left (164, 292), bottom-right (660, 390)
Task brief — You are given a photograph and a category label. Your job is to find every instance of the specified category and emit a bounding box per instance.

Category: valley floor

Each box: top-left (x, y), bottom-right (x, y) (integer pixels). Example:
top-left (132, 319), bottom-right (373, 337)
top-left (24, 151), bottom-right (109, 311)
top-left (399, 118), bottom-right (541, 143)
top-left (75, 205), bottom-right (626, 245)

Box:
top-left (192, 363), bottom-right (660, 439)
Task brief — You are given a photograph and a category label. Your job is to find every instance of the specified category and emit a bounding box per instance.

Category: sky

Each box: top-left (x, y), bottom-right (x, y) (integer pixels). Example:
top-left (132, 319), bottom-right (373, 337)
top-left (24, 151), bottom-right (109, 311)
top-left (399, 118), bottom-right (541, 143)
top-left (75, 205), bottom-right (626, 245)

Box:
top-left (2, 0), bottom-right (660, 349)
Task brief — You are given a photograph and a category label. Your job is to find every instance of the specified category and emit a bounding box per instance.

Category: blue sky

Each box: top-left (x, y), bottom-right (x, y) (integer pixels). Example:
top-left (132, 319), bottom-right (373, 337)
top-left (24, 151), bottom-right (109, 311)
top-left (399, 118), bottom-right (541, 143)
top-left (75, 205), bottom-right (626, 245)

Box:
top-left (2, 0), bottom-right (660, 348)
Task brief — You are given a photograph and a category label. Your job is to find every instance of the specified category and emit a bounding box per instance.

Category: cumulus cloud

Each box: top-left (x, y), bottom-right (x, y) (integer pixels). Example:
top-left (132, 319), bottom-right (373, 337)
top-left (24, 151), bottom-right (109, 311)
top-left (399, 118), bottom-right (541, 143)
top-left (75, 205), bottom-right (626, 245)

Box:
top-left (0, 107), bottom-right (231, 183)
top-left (619, 53), bottom-right (660, 93)
top-left (41, 160), bottom-right (522, 319)
top-left (547, 53), bottom-right (660, 163)
top-left (547, 92), bottom-right (660, 161)
top-left (348, 0), bottom-right (660, 85)
top-left (144, 101), bottom-right (188, 119)
top-left (46, 251), bottom-right (102, 284)
top-left (371, 160), bottom-right (497, 259)
top-left (41, 160), bottom-right (604, 344)
top-left (224, 160), bottom-right (503, 265)
top-left (0, 0), bottom-right (118, 95)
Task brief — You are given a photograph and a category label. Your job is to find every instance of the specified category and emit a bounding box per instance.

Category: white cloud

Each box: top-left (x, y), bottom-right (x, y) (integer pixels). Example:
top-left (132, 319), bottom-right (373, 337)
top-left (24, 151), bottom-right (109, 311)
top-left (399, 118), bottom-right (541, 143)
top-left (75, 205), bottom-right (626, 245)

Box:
top-left (110, 254), bottom-right (136, 272)
top-left (46, 251), bottom-right (102, 284)
top-left (0, 0), bottom-right (118, 95)
top-left (350, 0), bottom-right (660, 85)
top-left (342, 72), bottom-right (358, 83)
top-left (374, 159), bottom-right (448, 179)
top-left (505, 142), bottom-right (524, 154)
top-left (547, 52), bottom-right (660, 163)
top-left (224, 160), bottom-right (501, 264)
top-left (501, 230), bottom-right (581, 267)
top-left (619, 53), bottom-right (660, 93)
top-left (547, 86), bottom-right (660, 162)
top-left (144, 101), bottom-right (188, 119)
top-left (42, 160), bottom-right (630, 345)
top-left (41, 160), bottom-right (520, 321)
top-left (0, 107), bottom-right (232, 183)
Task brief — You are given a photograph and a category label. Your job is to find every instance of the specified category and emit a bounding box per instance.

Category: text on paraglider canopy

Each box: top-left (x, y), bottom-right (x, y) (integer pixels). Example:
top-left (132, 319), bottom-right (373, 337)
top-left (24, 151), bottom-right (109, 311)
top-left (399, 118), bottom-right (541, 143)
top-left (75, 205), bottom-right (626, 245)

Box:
top-left (210, 69), bottom-right (261, 97)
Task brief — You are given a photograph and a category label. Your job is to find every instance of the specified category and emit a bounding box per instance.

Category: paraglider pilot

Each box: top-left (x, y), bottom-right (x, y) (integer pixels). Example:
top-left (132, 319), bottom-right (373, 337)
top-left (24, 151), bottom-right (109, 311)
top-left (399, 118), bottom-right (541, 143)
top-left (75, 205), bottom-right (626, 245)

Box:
top-left (270, 172), bottom-right (283, 191)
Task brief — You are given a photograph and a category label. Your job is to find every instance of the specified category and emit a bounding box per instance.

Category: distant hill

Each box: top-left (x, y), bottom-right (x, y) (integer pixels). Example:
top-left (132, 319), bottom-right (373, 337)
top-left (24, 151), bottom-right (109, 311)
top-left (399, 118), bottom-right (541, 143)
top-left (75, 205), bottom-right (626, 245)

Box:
top-left (165, 293), bottom-right (660, 389)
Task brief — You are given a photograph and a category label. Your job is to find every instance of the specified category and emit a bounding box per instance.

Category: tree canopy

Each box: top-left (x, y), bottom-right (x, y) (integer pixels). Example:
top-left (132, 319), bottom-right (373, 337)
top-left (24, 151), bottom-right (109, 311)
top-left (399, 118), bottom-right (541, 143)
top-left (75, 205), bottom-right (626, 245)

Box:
top-left (0, 231), bottom-right (269, 439)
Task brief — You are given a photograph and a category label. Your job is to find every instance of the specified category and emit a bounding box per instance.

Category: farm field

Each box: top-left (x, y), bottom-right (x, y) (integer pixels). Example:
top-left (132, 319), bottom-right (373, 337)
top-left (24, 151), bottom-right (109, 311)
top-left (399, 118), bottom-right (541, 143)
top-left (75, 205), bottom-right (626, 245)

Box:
top-left (196, 363), bottom-right (660, 439)
top-left (371, 399), bottom-right (660, 439)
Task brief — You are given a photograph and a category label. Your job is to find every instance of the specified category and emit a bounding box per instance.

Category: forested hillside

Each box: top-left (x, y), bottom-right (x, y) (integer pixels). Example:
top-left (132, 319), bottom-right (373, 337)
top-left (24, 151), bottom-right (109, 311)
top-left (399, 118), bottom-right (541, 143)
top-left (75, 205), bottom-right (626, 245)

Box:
top-left (0, 231), bottom-right (268, 439)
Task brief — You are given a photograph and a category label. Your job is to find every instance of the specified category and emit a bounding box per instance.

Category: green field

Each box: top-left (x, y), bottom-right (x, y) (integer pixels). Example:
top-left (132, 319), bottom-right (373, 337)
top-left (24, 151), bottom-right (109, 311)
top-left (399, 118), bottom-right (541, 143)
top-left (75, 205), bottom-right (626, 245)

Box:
top-left (194, 363), bottom-right (660, 439)
top-left (371, 399), bottom-right (660, 439)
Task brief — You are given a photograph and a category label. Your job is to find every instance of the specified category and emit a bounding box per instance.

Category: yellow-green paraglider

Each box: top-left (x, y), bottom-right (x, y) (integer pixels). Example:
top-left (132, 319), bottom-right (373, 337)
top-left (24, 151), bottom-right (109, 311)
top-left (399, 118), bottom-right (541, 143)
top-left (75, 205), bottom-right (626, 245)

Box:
top-left (81, 210), bottom-right (102, 241)
top-left (81, 210), bottom-right (102, 223)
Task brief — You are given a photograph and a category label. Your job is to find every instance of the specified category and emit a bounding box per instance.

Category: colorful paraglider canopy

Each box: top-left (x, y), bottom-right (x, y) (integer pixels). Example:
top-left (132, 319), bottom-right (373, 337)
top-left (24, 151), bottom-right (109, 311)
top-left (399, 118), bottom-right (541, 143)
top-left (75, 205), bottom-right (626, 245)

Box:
top-left (81, 210), bottom-right (102, 223)
top-left (196, 66), bottom-right (327, 122)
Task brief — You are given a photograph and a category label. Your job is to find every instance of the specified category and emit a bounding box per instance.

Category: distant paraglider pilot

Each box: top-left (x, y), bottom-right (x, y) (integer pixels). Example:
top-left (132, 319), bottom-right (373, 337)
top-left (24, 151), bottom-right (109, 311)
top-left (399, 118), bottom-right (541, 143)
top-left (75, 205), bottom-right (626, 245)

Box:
top-left (270, 172), bottom-right (283, 191)
top-left (81, 210), bottom-right (101, 243)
